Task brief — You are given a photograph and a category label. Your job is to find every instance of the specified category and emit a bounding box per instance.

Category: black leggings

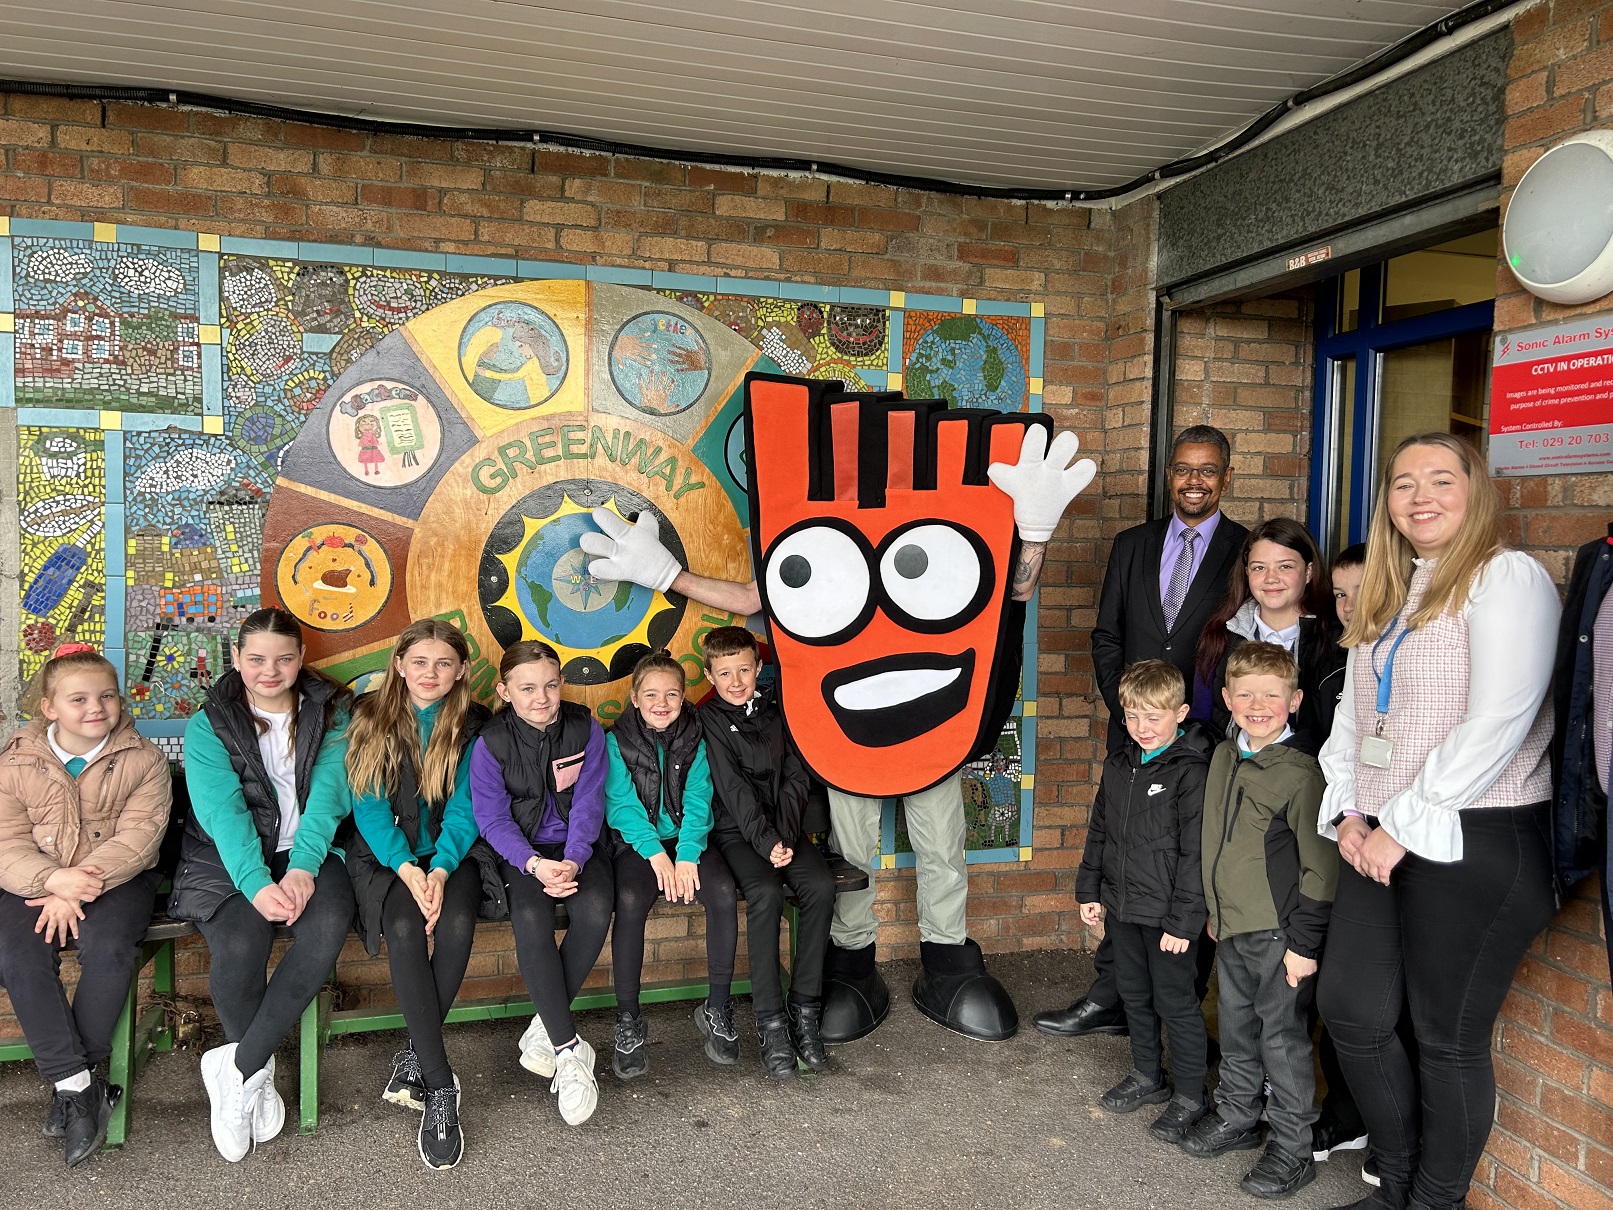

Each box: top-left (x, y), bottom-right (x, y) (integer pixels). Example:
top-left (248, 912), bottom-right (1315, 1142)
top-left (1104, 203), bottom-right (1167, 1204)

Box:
top-left (718, 836), bottom-right (834, 1016)
top-left (1317, 805), bottom-right (1555, 1209)
top-left (0, 871), bottom-right (160, 1083)
top-left (197, 853), bottom-right (354, 1077)
top-left (379, 862), bottom-right (480, 1089)
top-left (610, 842), bottom-right (738, 1013)
top-left (502, 847), bottom-right (613, 1043)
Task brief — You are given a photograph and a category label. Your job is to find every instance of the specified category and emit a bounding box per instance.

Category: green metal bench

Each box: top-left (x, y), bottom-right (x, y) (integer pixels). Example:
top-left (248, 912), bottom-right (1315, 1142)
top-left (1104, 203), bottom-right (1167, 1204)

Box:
top-left (0, 918), bottom-right (196, 1149)
top-left (2, 856), bottom-right (871, 1141)
top-left (294, 851), bottom-right (870, 1133)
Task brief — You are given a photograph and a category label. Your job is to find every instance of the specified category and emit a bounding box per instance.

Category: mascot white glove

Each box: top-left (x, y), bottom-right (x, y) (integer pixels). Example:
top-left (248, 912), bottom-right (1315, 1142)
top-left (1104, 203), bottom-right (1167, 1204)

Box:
top-left (578, 507), bottom-right (683, 593)
top-left (986, 428), bottom-right (1098, 543)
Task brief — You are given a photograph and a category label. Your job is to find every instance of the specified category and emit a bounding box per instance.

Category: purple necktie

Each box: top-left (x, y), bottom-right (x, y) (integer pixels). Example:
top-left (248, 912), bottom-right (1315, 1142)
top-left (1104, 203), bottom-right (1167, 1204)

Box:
top-left (1163, 527), bottom-right (1197, 633)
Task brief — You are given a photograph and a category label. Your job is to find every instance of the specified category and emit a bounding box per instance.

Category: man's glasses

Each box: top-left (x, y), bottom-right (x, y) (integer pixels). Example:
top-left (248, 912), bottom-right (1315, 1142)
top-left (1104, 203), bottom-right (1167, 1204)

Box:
top-left (1168, 464), bottom-right (1226, 482)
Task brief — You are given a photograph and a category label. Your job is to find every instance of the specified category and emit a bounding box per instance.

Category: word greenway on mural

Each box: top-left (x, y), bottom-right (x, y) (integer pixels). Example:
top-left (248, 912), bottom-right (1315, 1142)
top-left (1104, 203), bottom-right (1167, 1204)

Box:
top-left (470, 422), bottom-right (708, 500)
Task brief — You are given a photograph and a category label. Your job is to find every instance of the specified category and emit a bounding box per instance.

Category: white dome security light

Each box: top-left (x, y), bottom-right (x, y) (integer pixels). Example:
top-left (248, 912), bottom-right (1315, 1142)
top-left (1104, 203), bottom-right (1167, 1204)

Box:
top-left (1504, 131), bottom-right (1613, 305)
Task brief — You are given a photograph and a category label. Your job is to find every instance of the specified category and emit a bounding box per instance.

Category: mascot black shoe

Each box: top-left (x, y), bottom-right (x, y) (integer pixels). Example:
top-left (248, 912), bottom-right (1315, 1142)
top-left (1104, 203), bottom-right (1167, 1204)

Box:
top-left (912, 939), bottom-right (1018, 1041)
top-left (819, 940), bottom-right (891, 1043)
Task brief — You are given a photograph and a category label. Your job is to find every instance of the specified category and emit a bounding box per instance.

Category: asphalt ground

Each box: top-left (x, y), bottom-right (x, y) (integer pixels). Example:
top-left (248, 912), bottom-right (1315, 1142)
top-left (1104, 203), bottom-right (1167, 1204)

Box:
top-left (1, 950), bottom-right (1371, 1209)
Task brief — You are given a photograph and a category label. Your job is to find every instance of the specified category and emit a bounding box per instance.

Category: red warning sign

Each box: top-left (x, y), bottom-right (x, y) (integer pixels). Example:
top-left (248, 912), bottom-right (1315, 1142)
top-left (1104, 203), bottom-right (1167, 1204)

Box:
top-left (1490, 319), bottom-right (1613, 476)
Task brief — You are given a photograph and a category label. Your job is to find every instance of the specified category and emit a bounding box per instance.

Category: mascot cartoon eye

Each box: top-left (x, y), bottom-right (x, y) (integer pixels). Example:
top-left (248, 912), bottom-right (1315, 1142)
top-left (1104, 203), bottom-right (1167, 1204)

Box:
top-left (763, 522), bottom-right (873, 642)
top-left (876, 522), bottom-right (994, 632)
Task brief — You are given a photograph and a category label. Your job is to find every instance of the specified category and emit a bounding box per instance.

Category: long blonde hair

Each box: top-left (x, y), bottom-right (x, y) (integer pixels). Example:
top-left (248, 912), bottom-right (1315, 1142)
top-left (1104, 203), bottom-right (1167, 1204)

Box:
top-left (1341, 432), bottom-right (1504, 647)
top-left (345, 620), bottom-right (473, 805)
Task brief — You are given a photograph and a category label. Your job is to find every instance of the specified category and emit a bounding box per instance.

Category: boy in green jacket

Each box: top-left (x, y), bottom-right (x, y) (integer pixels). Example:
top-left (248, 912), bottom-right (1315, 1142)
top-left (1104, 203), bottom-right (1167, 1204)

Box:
top-left (1181, 642), bottom-right (1337, 1201)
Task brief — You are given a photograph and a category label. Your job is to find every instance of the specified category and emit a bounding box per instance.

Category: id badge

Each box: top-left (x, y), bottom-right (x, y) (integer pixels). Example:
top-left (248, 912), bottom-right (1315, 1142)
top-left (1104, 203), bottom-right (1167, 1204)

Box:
top-left (1360, 734), bottom-right (1394, 769)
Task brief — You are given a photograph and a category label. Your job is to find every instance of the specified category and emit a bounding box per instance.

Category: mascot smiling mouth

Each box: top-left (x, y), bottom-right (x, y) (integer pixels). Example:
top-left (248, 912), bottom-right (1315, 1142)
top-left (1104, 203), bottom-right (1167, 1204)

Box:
top-left (821, 650), bottom-right (976, 748)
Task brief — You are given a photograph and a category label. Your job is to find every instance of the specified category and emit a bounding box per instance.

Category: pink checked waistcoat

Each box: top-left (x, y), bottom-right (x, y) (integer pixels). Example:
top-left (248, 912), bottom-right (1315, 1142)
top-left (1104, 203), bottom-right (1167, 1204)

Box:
top-left (1351, 559), bottom-right (1553, 817)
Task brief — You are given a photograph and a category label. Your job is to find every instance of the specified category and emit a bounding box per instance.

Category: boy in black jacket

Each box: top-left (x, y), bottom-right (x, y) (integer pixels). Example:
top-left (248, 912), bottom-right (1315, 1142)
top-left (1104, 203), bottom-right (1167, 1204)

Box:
top-left (699, 626), bottom-right (835, 1079)
top-left (1076, 660), bottom-right (1212, 1145)
top-left (1183, 642), bottom-right (1336, 1201)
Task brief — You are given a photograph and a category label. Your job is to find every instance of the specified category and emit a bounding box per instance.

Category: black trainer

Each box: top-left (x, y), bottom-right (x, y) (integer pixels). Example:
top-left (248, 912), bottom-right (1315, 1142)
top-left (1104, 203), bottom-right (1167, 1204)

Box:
top-left (417, 1084), bottom-right (463, 1170)
top-left (384, 1047), bottom-right (425, 1111)
top-left (612, 1009), bottom-right (649, 1080)
top-left (1180, 1110), bottom-right (1263, 1158)
top-left (756, 1012), bottom-right (797, 1080)
top-left (1241, 1145), bottom-right (1317, 1199)
top-left (1100, 1069), bottom-right (1171, 1113)
top-left (694, 997), bottom-right (740, 1065)
top-left (787, 999), bottom-right (828, 1072)
top-left (1032, 997), bottom-right (1128, 1038)
top-left (44, 1089), bottom-right (68, 1138)
top-left (1149, 1093), bottom-right (1209, 1143)
top-left (1362, 1154), bottom-right (1381, 1186)
top-left (61, 1077), bottom-right (120, 1167)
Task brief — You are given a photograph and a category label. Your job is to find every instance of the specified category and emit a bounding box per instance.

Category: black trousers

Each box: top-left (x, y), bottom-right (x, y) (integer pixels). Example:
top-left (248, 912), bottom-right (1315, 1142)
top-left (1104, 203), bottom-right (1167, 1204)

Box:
top-left (379, 861), bottom-right (480, 1089)
top-left (1317, 805), bottom-right (1555, 1209)
top-left (1109, 919), bottom-right (1208, 1098)
top-left (502, 845), bottom-right (613, 1043)
top-left (610, 841), bottom-right (738, 1012)
top-left (1087, 926), bottom-right (1216, 1009)
top-left (717, 836), bottom-right (834, 1016)
top-left (0, 870), bottom-right (160, 1083)
top-left (197, 852), bottom-right (355, 1077)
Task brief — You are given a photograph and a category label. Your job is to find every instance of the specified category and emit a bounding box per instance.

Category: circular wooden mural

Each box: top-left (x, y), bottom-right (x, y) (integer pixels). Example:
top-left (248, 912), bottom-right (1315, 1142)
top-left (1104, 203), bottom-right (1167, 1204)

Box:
top-left (262, 281), bottom-right (769, 715)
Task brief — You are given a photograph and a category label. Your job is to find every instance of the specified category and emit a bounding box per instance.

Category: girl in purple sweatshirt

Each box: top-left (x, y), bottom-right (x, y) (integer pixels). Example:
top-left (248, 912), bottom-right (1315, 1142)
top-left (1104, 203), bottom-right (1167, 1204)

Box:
top-left (469, 641), bottom-right (610, 1127)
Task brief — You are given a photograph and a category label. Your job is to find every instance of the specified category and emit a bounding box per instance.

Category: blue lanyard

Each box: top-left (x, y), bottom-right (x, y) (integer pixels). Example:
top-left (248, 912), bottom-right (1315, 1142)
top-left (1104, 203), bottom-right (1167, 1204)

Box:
top-left (1370, 620), bottom-right (1412, 715)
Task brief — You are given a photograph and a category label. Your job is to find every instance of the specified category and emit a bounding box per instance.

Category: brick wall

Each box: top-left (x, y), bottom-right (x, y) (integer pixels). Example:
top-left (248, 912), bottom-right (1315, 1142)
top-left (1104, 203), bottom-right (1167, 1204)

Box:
top-left (1172, 294), bottom-right (1315, 527)
top-left (3, 14), bottom-right (1609, 1202)
top-left (1473, 4), bottom-right (1613, 1208)
top-left (0, 92), bottom-right (1138, 1019)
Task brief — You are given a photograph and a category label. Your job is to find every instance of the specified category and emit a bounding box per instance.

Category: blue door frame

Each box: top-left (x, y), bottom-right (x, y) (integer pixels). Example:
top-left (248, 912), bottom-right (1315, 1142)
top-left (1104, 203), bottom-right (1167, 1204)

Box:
top-left (1308, 264), bottom-right (1494, 549)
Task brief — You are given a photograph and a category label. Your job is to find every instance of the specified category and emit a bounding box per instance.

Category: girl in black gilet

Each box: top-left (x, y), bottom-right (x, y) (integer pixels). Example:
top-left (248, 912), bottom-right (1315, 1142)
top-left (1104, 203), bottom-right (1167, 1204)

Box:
top-left (602, 651), bottom-right (739, 1080)
top-left (469, 640), bottom-right (611, 1127)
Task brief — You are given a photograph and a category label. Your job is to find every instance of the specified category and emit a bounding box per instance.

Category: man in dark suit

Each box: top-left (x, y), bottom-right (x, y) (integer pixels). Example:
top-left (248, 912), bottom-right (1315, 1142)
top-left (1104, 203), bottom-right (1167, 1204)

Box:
top-left (1551, 524), bottom-right (1613, 983)
top-left (1035, 424), bottom-right (1247, 1038)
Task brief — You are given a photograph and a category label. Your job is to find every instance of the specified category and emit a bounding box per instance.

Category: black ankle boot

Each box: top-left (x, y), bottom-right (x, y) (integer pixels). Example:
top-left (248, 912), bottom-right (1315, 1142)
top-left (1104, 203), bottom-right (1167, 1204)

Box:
top-left (756, 1012), bottom-right (797, 1079)
top-left (911, 939), bottom-right (1018, 1041)
top-left (787, 999), bottom-right (829, 1072)
top-left (819, 941), bottom-right (891, 1043)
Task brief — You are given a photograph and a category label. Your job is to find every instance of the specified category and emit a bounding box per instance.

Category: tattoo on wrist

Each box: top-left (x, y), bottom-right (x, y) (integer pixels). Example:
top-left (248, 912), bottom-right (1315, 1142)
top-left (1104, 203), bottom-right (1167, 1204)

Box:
top-left (1012, 541), bottom-right (1047, 589)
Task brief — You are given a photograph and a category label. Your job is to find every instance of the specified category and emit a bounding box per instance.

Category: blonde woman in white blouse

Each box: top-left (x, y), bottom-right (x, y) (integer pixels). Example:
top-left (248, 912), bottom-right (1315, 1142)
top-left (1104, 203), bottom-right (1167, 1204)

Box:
top-left (1315, 432), bottom-right (1558, 1210)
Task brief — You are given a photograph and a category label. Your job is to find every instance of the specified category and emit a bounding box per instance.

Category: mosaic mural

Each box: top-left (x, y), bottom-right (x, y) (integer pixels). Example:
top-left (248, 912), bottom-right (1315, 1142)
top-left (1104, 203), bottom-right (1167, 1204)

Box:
top-left (1, 220), bottom-right (1045, 863)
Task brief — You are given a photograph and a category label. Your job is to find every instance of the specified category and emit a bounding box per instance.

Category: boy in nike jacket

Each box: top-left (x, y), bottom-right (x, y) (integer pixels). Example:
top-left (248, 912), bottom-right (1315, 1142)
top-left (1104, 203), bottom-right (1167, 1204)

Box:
top-left (1183, 642), bottom-right (1336, 1201)
top-left (699, 626), bottom-right (834, 1080)
top-left (1076, 660), bottom-right (1212, 1144)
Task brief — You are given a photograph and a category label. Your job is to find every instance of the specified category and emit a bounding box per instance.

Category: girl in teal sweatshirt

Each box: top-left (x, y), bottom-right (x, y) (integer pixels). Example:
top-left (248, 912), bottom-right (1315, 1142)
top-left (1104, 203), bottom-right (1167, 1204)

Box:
top-left (326, 619), bottom-right (488, 1170)
top-left (170, 608), bottom-right (353, 1165)
top-left (603, 651), bottom-right (739, 1080)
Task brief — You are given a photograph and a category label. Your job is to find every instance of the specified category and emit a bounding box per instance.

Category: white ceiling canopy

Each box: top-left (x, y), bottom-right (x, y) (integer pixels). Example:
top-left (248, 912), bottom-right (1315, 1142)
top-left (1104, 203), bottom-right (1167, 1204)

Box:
top-left (0, 1), bottom-right (1479, 193)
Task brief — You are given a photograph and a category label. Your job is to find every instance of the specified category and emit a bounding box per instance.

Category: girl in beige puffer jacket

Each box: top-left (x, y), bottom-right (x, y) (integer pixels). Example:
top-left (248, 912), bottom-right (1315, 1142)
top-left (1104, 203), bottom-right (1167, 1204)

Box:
top-left (0, 645), bottom-right (171, 1167)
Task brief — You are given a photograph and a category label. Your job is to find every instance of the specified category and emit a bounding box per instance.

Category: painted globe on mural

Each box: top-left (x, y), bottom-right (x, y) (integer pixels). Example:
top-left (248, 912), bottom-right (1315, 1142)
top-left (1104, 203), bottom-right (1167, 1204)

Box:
top-left (477, 480), bottom-right (688, 686)
top-left (904, 316), bottom-right (1028, 411)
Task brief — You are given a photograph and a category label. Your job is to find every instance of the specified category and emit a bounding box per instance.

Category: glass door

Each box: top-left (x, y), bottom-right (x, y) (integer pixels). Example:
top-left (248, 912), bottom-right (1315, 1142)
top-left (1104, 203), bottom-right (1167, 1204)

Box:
top-left (1310, 229), bottom-right (1497, 552)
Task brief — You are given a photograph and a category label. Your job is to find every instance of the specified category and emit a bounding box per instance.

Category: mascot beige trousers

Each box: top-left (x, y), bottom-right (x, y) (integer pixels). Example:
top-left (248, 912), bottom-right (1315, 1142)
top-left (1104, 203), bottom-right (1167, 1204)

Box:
top-left (827, 773), bottom-right (968, 948)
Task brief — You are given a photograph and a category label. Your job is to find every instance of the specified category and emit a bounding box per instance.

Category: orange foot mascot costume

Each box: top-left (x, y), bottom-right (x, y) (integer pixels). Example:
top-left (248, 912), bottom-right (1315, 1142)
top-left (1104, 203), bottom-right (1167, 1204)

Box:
top-left (581, 374), bottom-right (1095, 1041)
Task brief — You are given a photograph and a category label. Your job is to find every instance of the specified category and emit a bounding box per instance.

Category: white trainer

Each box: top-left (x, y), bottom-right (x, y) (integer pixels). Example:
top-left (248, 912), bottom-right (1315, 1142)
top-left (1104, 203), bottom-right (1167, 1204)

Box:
top-left (518, 1012), bottom-right (556, 1077)
top-left (200, 1043), bottom-right (253, 1162)
top-left (250, 1053), bottom-right (285, 1143)
top-left (550, 1039), bottom-right (598, 1126)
